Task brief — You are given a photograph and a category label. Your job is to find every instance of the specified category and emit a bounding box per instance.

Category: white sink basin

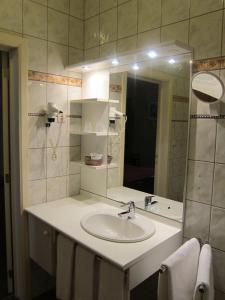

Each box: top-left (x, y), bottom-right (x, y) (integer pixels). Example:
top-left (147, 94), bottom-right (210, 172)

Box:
top-left (80, 210), bottom-right (156, 243)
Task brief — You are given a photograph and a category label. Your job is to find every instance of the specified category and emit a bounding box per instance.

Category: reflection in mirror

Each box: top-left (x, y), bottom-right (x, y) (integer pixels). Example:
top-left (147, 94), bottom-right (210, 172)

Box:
top-left (192, 72), bottom-right (224, 103)
top-left (107, 54), bottom-right (191, 221)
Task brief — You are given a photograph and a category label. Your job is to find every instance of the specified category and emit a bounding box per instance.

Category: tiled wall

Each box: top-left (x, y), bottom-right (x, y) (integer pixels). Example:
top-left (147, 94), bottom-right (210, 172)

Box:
top-left (0, 0), bottom-right (84, 205)
top-left (83, 1), bottom-right (225, 298)
top-left (83, 0), bottom-right (225, 61)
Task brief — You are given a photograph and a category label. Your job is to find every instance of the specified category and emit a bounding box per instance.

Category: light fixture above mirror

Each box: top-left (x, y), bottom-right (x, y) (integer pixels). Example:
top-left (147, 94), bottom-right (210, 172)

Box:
top-left (66, 41), bottom-right (192, 73)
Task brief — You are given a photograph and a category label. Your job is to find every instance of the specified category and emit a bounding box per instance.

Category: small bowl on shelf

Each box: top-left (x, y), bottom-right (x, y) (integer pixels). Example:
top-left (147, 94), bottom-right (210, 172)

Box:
top-left (85, 156), bottom-right (103, 166)
top-left (107, 155), bottom-right (112, 164)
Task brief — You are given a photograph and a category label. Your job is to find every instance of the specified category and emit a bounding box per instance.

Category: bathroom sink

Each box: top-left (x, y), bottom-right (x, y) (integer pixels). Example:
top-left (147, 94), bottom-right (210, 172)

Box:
top-left (80, 210), bottom-right (155, 243)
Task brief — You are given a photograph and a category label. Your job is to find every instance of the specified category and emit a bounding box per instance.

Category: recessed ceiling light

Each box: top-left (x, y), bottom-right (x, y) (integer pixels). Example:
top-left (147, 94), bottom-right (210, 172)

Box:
top-left (132, 63), bottom-right (140, 70)
top-left (82, 65), bottom-right (90, 71)
top-left (148, 51), bottom-right (158, 58)
top-left (112, 59), bottom-right (119, 65)
top-left (168, 58), bottom-right (176, 64)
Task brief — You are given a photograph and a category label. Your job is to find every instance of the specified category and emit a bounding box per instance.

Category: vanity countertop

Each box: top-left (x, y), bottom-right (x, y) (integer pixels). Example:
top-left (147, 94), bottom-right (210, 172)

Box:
top-left (25, 195), bottom-right (182, 270)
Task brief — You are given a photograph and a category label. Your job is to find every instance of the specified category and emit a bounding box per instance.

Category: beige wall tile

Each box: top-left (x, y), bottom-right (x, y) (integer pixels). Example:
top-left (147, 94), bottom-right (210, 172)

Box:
top-left (69, 17), bottom-right (84, 49)
top-left (28, 116), bottom-right (47, 149)
top-left (69, 47), bottom-right (84, 65)
top-left (118, 0), bottom-right (129, 4)
top-left (0, 0), bottom-right (22, 33)
top-left (47, 176), bottom-right (67, 201)
top-left (47, 83), bottom-right (68, 113)
top-left (212, 163), bottom-right (225, 208)
top-left (85, 16), bottom-right (100, 48)
top-left (162, 0), bottom-right (190, 25)
top-left (85, 0), bottom-right (99, 19)
top-left (161, 20), bottom-right (189, 44)
top-left (118, 0), bottom-right (137, 39)
top-left (184, 200), bottom-right (211, 241)
top-left (215, 289), bottom-right (225, 300)
top-left (100, 8), bottom-right (117, 44)
top-left (48, 0), bottom-right (69, 14)
top-left (138, 0), bottom-right (161, 32)
top-left (28, 80), bottom-right (46, 113)
top-left (47, 147), bottom-right (68, 177)
top-left (69, 146), bottom-right (81, 174)
top-left (27, 36), bottom-right (47, 72)
top-left (189, 11), bottom-right (223, 59)
top-left (28, 80), bottom-right (47, 148)
top-left (223, 10), bottom-right (225, 56)
top-left (47, 42), bottom-right (68, 76)
top-left (216, 120), bottom-right (225, 163)
top-left (23, 0), bottom-right (47, 39)
top-left (29, 148), bottom-right (47, 180)
top-left (29, 179), bottom-right (47, 206)
top-left (189, 119), bottom-right (217, 162)
top-left (84, 46), bottom-right (100, 60)
top-left (213, 249), bottom-right (225, 294)
top-left (100, 41), bottom-right (117, 58)
top-left (70, 0), bottom-right (84, 19)
top-left (137, 28), bottom-right (160, 49)
top-left (31, 0), bottom-right (47, 5)
top-left (190, 0), bottom-right (223, 17)
top-left (210, 207), bottom-right (225, 251)
top-left (117, 35), bottom-right (137, 53)
top-left (67, 174), bottom-right (80, 196)
top-left (100, 0), bottom-right (117, 12)
top-left (48, 8), bottom-right (69, 45)
top-left (186, 160), bottom-right (214, 204)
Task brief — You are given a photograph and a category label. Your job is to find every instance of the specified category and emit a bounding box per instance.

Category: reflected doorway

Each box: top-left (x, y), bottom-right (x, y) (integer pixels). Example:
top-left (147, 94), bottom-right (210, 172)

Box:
top-left (123, 76), bottom-right (159, 194)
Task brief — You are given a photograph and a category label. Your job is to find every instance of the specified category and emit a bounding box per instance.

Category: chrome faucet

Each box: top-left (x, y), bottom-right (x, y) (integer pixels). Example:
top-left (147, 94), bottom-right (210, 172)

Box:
top-left (118, 201), bottom-right (136, 219)
top-left (145, 195), bottom-right (157, 209)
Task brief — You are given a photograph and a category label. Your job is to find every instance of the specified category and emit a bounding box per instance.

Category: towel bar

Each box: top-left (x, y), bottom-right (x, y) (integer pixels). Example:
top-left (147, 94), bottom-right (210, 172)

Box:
top-left (159, 265), bottom-right (206, 294)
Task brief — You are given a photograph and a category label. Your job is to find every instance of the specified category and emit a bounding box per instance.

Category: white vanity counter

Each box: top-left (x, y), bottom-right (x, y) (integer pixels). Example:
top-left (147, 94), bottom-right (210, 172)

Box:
top-left (25, 194), bottom-right (181, 273)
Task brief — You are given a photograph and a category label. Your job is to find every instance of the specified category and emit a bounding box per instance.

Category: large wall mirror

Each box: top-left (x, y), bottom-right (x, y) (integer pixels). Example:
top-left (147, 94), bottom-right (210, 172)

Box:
top-left (106, 53), bottom-right (191, 221)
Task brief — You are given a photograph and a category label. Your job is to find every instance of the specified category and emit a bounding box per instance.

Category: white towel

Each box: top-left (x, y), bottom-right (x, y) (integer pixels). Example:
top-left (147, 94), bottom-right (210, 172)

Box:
top-left (98, 259), bottom-right (126, 300)
top-left (56, 234), bottom-right (75, 300)
top-left (73, 245), bottom-right (95, 300)
top-left (193, 244), bottom-right (214, 300)
top-left (158, 238), bottom-right (200, 300)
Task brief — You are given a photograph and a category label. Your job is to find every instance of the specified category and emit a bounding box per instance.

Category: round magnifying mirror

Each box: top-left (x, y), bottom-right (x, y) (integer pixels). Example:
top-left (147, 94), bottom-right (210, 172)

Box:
top-left (192, 72), bottom-right (224, 103)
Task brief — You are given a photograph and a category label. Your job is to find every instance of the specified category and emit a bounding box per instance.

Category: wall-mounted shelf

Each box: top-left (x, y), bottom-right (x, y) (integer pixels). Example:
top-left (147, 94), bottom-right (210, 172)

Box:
top-left (75, 161), bottom-right (118, 170)
top-left (70, 130), bottom-right (118, 136)
top-left (70, 98), bottom-right (119, 104)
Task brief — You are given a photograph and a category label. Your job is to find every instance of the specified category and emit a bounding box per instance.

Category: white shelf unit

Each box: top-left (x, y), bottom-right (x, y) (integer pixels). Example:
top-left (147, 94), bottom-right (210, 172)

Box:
top-left (70, 98), bottom-right (119, 104)
top-left (74, 161), bottom-right (118, 170)
top-left (70, 97), bottom-right (119, 197)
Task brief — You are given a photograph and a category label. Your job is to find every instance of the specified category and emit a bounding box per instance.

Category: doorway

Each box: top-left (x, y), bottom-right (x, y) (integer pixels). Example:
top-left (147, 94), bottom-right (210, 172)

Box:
top-left (0, 51), bottom-right (14, 298)
top-left (123, 76), bottom-right (159, 194)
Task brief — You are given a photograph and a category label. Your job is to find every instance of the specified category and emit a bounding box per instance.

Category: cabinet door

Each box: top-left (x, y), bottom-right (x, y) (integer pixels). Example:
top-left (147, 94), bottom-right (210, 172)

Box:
top-left (28, 215), bottom-right (56, 275)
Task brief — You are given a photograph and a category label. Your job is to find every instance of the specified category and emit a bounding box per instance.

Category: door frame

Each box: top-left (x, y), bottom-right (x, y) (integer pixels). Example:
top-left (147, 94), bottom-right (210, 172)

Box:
top-left (0, 32), bottom-right (29, 300)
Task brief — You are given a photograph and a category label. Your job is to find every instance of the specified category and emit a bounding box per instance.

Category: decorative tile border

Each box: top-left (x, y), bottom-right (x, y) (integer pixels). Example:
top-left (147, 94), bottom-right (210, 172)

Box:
top-left (28, 70), bottom-right (82, 87)
top-left (191, 114), bottom-right (225, 119)
top-left (110, 84), bottom-right (122, 93)
top-left (193, 57), bottom-right (225, 73)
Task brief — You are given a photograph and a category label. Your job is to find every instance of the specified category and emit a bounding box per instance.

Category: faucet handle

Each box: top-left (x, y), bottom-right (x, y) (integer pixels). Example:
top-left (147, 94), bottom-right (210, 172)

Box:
top-left (145, 195), bottom-right (154, 205)
top-left (121, 201), bottom-right (135, 209)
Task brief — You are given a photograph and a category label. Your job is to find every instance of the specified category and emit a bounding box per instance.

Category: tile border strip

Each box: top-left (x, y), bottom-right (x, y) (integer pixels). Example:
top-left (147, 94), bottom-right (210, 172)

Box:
top-left (28, 70), bottom-right (82, 87)
top-left (191, 114), bottom-right (225, 119)
top-left (193, 57), bottom-right (225, 73)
